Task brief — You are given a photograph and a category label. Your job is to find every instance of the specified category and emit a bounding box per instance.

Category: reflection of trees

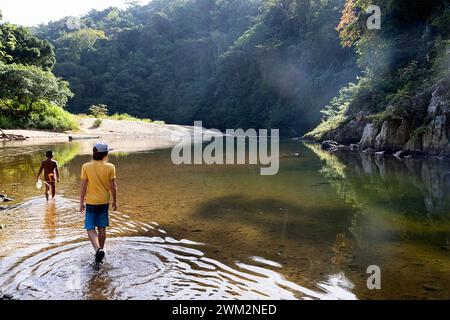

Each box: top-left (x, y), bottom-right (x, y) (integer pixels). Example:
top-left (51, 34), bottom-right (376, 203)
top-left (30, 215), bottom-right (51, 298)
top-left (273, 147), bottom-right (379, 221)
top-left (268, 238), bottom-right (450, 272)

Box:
top-left (0, 143), bottom-right (80, 182)
top-left (305, 143), bottom-right (450, 219)
top-left (305, 143), bottom-right (360, 209)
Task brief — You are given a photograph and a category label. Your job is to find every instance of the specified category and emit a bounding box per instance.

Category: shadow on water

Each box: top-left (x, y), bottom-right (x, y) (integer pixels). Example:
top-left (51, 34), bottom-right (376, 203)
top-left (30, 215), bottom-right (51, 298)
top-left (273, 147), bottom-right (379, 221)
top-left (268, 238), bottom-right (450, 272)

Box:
top-left (177, 194), bottom-right (361, 298)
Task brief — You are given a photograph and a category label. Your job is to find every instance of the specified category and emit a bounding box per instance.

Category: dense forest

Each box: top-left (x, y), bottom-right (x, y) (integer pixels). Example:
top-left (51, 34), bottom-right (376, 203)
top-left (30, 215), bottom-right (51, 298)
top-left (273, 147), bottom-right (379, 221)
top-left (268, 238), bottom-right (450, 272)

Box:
top-left (1, 0), bottom-right (449, 148)
top-left (34, 0), bottom-right (358, 134)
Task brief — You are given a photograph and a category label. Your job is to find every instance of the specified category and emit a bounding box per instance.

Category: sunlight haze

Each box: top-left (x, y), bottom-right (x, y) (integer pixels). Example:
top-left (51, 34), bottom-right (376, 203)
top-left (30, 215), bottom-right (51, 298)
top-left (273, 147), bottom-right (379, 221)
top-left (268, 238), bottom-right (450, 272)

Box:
top-left (0, 0), bottom-right (148, 26)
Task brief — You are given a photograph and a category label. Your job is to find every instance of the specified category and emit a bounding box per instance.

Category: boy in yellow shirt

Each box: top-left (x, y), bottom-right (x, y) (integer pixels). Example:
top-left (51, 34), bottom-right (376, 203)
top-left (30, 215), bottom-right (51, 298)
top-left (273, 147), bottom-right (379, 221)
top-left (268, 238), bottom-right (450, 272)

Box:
top-left (80, 142), bottom-right (117, 265)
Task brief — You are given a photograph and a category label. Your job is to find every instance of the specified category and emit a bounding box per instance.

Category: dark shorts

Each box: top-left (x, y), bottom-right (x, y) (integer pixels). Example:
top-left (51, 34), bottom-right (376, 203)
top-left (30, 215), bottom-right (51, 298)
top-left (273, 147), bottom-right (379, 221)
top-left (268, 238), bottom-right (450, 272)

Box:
top-left (84, 204), bottom-right (109, 230)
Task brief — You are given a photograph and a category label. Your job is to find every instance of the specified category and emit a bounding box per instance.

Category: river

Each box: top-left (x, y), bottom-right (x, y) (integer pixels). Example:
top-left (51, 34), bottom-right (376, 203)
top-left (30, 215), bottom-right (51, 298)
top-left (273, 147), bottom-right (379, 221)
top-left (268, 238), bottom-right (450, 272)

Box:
top-left (0, 138), bottom-right (449, 299)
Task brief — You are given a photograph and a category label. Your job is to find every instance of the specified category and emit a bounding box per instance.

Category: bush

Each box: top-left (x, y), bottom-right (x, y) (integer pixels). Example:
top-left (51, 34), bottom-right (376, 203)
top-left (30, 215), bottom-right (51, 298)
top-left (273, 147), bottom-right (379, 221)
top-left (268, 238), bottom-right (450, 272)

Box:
top-left (0, 100), bottom-right (78, 131)
top-left (93, 118), bottom-right (102, 128)
top-left (28, 102), bottom-right (79, 131)
top-left (109, 113), bottom-right (152, 122)
top-left (0, 115), bottom-right (14, 129)
top-left (89, 104), bottom-right (108, 118)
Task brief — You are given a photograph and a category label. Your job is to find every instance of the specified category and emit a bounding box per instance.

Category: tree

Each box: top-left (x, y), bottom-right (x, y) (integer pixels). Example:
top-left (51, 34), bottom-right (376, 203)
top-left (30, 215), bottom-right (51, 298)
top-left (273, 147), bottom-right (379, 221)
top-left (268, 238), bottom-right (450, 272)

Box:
top-left (89, 104), bottom-right (109, 117)
top-left (0, 62), bottom-right (73, 117)
top-left (0, 22), bottom-right (56, 70)
top-left (34, 0), bottom-right (358, 134)
top-left (56, 28), bottom-right (107, 61)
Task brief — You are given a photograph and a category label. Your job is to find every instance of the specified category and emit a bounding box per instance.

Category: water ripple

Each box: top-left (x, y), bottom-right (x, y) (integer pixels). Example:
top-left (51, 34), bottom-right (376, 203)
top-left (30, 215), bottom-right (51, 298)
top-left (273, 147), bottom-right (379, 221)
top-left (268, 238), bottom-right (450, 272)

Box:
top-left (0, 237), bottom-right (356, 300)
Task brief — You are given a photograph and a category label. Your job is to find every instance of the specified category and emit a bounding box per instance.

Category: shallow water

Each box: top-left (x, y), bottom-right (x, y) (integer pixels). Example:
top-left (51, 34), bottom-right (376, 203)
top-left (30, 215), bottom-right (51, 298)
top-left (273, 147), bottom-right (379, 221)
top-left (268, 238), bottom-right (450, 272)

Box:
top-left (0, 139), bottom-right (449, 299)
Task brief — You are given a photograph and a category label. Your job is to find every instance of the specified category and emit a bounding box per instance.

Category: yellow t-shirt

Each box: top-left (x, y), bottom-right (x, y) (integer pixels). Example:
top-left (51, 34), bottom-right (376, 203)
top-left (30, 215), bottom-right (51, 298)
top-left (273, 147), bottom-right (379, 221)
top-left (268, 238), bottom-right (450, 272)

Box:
top-left (81, 160), bottom-right (116, 205)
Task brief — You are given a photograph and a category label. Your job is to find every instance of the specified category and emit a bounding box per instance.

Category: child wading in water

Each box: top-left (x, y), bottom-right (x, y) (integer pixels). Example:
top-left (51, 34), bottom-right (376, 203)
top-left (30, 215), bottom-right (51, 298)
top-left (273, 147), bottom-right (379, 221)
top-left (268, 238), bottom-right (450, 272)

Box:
top-left (80, 142), bottom-right (117, 266)
top-left (37, 151), bottom-right (60, 201)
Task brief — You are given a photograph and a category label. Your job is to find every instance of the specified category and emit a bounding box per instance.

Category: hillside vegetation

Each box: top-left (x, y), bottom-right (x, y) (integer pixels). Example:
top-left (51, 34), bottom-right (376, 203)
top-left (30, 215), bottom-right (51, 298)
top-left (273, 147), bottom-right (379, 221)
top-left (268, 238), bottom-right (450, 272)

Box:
top-left (306, 0), bottom-right (450, 156)
top-left (35, 0), bottom-right (358, 134)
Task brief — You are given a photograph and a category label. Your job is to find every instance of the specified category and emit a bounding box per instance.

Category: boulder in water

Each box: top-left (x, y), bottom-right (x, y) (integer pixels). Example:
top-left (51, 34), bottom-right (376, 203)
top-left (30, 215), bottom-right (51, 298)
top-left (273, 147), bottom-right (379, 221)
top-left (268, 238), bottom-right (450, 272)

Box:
top-left (0, 196), bottom-right (13, 202)
top-left (321, 140), bottom-right (340, 152)
top-left (393, 150), bottom-right (404, 159)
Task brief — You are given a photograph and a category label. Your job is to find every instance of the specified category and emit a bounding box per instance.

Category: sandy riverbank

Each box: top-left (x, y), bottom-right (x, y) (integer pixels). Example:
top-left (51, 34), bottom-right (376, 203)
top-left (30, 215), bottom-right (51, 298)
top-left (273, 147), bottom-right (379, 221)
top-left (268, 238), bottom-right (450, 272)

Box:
top-left (1, 117), bottom-right (220, 146)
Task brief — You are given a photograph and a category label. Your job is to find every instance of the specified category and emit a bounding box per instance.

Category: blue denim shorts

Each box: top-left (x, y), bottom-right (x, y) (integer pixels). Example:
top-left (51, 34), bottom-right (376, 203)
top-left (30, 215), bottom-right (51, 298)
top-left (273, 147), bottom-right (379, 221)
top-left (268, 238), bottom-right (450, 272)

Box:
top-left (84, 204), bottom-right (109, 230)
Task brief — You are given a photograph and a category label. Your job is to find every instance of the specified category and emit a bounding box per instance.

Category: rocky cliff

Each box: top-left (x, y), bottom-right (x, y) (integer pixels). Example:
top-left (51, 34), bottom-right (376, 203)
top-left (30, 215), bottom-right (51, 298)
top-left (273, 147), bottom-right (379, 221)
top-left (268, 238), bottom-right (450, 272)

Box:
top-left (313, 78), bottom-right (450, 158)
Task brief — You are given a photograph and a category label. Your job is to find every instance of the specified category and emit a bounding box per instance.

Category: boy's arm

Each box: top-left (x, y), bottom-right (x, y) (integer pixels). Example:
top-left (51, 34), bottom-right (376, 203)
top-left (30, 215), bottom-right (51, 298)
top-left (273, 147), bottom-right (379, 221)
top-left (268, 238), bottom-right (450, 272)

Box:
top-left (55, 161), bottom-right (60, 182)
top-left (37, 162), bottom-right (44, 180)
top-left (110, 178), bottom-right (117, 211)
top-left (80, 179), bottom-right (88, 212)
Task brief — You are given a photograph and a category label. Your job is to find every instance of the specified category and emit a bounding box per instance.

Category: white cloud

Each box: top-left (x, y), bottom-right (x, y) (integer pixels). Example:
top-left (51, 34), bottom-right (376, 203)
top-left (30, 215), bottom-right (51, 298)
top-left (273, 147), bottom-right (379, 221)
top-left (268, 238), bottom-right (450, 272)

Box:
top-left (0, 0), bottom-right (148, 26)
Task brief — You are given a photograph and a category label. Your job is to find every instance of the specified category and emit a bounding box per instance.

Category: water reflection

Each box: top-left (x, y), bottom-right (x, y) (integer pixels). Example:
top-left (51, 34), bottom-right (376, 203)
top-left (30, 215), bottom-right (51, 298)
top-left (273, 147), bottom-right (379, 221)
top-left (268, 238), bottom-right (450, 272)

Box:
top-left (44, 201), bottom-right (57, 240)
top-left (306, 143), bottom-right (450, 299)
top-left (305, 143), bottom-right (450, 218)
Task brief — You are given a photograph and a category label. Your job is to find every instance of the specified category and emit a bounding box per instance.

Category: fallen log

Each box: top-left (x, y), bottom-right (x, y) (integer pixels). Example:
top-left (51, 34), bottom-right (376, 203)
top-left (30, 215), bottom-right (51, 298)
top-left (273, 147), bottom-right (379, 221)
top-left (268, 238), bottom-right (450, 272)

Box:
top-left (0, 129), bottom-right (27, 141)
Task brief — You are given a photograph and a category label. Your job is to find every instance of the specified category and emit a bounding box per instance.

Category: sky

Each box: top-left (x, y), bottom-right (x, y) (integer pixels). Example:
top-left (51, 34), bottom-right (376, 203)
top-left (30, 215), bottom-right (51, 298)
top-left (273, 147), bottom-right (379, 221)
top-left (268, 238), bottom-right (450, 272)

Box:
top-left (0, 0), bottom-right (149, 26)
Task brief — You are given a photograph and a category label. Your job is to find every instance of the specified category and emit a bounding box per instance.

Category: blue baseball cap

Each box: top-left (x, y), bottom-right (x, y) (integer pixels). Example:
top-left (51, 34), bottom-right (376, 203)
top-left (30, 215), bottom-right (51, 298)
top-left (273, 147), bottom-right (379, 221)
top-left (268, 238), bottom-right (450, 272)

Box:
top-left (94, 142), bottom-right (111, 153)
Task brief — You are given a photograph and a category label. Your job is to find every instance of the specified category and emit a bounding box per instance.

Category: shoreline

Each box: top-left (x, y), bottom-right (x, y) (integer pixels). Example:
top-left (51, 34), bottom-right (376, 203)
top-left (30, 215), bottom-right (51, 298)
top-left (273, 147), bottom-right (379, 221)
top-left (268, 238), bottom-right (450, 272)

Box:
top-left (300, 137), bottom-right (450, 160)
top-left (1, 117), bottom-right (220, 145)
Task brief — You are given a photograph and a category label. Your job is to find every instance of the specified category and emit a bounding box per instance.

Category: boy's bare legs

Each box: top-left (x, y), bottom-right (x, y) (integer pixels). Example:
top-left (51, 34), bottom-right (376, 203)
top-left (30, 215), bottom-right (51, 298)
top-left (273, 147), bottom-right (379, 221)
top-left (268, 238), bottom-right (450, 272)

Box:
top-left (88, 228), bottom-right (106, 265)
top-left (44, 184), bottom-right (49, 201)
top-left (87, 229), bottom-right (101, 252)
top-left (98, 228), bottom-right (106, 249)
top-left (51, 184), bottom-right (56, 199)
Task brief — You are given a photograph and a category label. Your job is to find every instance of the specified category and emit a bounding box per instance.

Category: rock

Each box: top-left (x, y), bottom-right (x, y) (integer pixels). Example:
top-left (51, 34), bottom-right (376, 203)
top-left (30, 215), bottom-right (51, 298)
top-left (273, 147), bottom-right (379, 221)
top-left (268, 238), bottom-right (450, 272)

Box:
top-left (321, 140), bottom-right (339, 152)
top-left (405, 135), bottom-right (424, 155)
top-left (375, 119), bottom-right (413, 152)
top-left (393, 150), bottom-right (403, 159)
top-left (375, 151), bottom-right (385, 156)
top-left (422, 115), bottom-right (449, 154)
top-left (440, 144), bottom-right (450, 158)
top-left (427, 79), bottom-right (450, 116)
top-left (0, 224), bottom-right (4, 230)
top-left (363, 148), bottom-right (375, 153)
top-left (334, 111), bottom-right (369, 144)
top-left (312, 79), bottom-right (449, 156)
top-left (281, 153), bottom-right (301, 158)
top-left (423, 284), bottom-right (440, 292)
top-left (1, 197), bottom-right (13, 202)
top-left (420, 79), bottom-right (450, 155)
top-left (359, 123), bottom-right (379, 149)
top-left (1, 294), bottom-right (13, 300)
top-left (375, 120), bottom-right (398, 151)
top-left (440, 245), bottom-right (450, 251)
top-left (349, 144), bottom-right (360, 150)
